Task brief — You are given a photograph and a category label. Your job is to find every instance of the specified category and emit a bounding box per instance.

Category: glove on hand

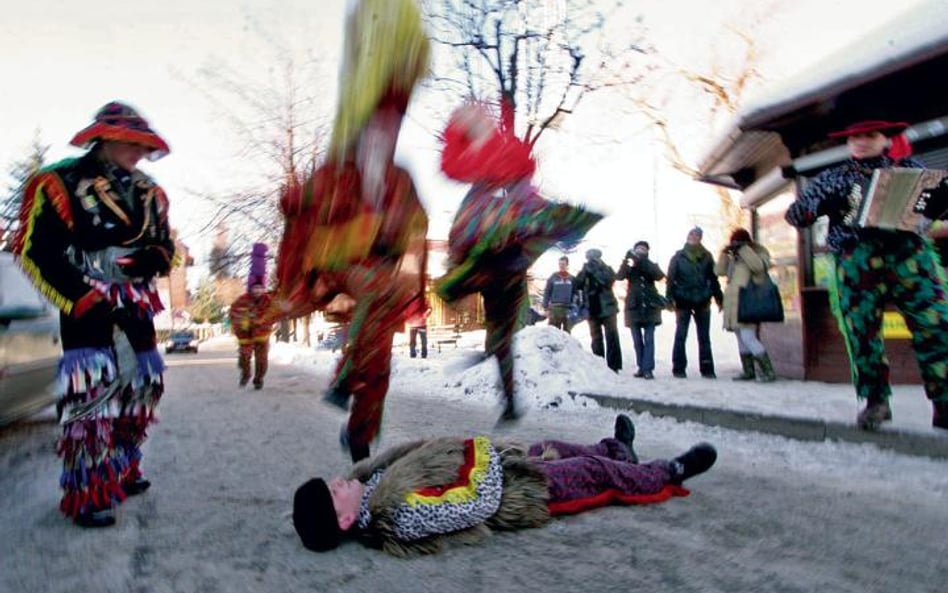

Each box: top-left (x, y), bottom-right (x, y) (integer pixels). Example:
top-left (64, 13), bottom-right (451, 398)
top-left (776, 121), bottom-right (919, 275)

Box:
top-left (116, 247), bottom-right (168, 279)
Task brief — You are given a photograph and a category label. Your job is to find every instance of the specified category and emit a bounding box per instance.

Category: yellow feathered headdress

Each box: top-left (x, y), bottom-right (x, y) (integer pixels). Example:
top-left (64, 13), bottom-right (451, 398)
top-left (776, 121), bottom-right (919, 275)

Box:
top-left (328, 0), bottom-right (430, 160)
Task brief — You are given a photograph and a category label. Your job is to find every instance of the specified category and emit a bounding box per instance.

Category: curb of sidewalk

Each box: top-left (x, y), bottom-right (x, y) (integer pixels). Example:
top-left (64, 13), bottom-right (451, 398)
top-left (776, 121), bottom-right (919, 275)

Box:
top-left (574, 392), bottom-right (948, 461)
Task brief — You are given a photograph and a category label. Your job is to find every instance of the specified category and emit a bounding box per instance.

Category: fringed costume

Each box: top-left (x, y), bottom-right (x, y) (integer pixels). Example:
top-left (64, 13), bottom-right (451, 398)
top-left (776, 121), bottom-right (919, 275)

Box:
top-left (292, 417), bottom-right (719, 556)
top-left (436, 102), bottom-right (603, 422)
top-left (12, 102), bottom-right (174, 524)
top-left (268, 0), bottom-right (430, 461)
top-left (229, 243), bottom-right (274, 389)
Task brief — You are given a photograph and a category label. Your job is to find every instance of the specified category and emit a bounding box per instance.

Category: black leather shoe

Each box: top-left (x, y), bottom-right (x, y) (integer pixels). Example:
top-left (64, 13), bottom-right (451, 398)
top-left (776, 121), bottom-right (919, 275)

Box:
top-left (633, 370), bottom-right (645, 378)
top-left (74, 508), bottom-right (116, 528)
top-left (613, 414), bottom-right (639, 463)
top-left (642, 371), bottom-right (654, 380)
top-left (123, 478), bottom-right (151, 496)
top-left (253, 381), bottom-right (263, 390)
top-left (672, 371), bottom-right (687, 379)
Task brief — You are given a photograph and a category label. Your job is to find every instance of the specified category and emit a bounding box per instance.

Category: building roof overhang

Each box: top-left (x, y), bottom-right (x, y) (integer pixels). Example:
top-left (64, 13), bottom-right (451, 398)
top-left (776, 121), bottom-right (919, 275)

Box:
top-left (696, 0), bottom-right (948, 204)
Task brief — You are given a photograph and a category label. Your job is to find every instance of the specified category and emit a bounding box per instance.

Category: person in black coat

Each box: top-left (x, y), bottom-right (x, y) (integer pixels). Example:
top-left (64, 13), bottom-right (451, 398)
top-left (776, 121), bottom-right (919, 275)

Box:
top-left (666, 227), bottom-right (723, 379)
top-left (12, 102), bottom-right (174, 528)
top-left (617, 241), bottom-right (666, 379)
top-left (575, 248), bottom-right (622, 372)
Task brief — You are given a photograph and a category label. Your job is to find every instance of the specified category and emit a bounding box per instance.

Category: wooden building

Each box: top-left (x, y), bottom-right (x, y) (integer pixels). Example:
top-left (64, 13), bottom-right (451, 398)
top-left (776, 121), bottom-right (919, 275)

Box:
top-left (695, 3), bottom-right (948, 383)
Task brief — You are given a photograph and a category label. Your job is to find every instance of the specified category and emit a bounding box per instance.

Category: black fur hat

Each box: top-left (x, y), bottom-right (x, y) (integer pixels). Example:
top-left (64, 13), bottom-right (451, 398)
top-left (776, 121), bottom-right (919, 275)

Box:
top-left (293, 478), bottom-right (341, 552)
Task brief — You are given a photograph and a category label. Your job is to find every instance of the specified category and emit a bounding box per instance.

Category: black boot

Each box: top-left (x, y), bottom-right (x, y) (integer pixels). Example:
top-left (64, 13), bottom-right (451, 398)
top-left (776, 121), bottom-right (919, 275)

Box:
top-left (323, 386), bottom-right (350, 410)
top-left (339, 425), bottom-right (370, 463)
top-left (669, 443), bottom-right (717, 485)
top-left (613, 414), bottom-right (639, 464)
top-left (733, 354), bottom-right (756, 381)
top-left (857, 397), bottom-right (892, 431)
top-left (934, 401), bottom-right (948, 430)
top-left (754, 353), bottom-right (776, 382)
top-left (74, 508), bottom-right (116, 528)
top-left (123, 478), bottom-right (151, 497)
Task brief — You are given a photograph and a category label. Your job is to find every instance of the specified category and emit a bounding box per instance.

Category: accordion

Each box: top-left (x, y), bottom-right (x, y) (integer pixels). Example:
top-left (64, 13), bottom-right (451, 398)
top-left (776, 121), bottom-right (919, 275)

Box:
top-left (852, 168), bottom-right (948, 233)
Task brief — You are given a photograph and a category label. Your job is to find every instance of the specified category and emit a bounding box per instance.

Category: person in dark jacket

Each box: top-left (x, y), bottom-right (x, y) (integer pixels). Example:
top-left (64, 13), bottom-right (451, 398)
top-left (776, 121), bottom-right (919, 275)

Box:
top-left (12, 101), bottom-right (174, 528)
top-left (785, 119), bottom-right (948, 431)
top-left (617, 241), bottom-right (665, 379)
top-left (576, 248), bottom-right (622, 372)
top-left (542, 255), bottom-right (578, 333)
top-left (292, 414), bottom-right (717, 556)
top-left (666, 227), bottom-right (723, 379)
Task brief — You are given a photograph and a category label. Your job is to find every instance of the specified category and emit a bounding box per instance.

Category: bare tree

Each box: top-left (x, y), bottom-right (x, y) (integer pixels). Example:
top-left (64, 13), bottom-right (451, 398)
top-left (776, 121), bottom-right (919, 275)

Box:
top-left (1, 132), bottom-right (48, 252)
top-left (423, 0), bottom-right (650, 147)
top-left (177, 16), bottom-right (333, 262)
top-left (625, 8), bottom-right (779, 233)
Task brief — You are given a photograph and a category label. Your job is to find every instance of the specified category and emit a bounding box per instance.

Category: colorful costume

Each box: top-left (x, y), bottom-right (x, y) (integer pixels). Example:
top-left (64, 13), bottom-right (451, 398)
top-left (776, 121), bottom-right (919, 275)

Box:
top-left (436, 102), bottom-right (602, 421)
top-left (12, 102), bottom-right (173, 524)
top-left (268, 0), bottom-right (429, 461)
top-left (292, 417), bottom-right (717, 556)
top-left (784, 120), bottom-right (948, 429)
top-left (229, 243), bottom-right (274, 389)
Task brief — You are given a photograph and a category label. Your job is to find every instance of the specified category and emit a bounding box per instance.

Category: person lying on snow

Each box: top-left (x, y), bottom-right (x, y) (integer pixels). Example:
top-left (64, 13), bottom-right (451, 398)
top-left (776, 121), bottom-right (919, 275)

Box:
top-left (292, 415), bottom-right (716, 556)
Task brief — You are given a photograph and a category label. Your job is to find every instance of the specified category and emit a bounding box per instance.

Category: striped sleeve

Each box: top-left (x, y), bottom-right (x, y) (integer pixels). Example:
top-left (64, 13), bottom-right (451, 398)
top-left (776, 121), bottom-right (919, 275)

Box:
top-left (13, 170), bottom-right (93, 314)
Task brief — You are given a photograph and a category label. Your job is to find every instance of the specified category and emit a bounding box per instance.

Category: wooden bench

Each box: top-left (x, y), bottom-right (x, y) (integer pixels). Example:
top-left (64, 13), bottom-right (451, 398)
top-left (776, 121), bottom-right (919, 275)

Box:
top-left (427, 325), bottom-right (462, 353)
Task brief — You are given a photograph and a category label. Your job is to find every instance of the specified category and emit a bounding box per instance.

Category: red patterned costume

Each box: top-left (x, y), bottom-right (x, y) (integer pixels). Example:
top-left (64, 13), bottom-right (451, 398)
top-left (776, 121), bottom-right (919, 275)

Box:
top-left (267, 0), bottom-right (429, 462)
top-left (229, 294), bottom-right (274, 389)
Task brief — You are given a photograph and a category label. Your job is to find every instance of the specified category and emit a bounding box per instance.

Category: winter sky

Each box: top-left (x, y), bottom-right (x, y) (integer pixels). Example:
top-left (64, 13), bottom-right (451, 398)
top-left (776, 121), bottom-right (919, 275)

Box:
top-left (0, 0), bottom-right (932, 276)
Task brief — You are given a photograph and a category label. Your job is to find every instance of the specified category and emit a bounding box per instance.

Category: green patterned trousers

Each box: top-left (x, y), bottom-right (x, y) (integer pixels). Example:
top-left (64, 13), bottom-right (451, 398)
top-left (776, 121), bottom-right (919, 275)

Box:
top-left (831, 234), bottom-right (948, 402)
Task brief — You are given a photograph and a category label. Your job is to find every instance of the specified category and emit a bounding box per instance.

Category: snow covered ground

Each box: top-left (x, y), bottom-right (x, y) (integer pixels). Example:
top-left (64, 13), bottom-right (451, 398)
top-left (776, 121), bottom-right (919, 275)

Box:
top-left (264, 316), bottom-right (940, 434)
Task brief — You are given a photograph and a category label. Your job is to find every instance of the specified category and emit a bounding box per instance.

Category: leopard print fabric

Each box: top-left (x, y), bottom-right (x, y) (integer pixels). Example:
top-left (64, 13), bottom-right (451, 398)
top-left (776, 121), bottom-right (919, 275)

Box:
top-left (390, 442), bottom-right (504, 541)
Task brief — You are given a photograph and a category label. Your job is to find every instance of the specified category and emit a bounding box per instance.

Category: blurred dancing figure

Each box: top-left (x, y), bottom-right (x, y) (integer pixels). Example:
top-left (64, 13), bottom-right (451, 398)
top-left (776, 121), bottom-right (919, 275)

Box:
top-left (13, 101), bottom-right (174, 527)
top-left (266, 0), bottom-right (429, 462)
top-left (229, 243), bottom-right (274, 389)
top-left (436, 101), bottom-right (602, 423)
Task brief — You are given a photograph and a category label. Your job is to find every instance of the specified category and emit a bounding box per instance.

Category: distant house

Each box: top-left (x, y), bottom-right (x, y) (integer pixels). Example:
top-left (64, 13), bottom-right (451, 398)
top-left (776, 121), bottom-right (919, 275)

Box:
top-left (154, 231), bottom-right (194, 332)
top-left (695, 2), bottom-right (948, 383)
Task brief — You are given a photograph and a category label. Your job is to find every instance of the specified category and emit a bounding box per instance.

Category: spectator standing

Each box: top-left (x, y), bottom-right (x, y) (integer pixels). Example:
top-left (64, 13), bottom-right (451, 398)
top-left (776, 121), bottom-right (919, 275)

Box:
top-left (576, 249), bottom-right (622, 372)
top-left (406, 299), bottom-right (431, 359)
top-left (616, 241), bottom-right (666, 379)
top-left (543, 256), bottom-right (578, 333)
top-left (666, 227), bottom-right (723, 379)
top-left (714, 229), bottom-right (777, 382)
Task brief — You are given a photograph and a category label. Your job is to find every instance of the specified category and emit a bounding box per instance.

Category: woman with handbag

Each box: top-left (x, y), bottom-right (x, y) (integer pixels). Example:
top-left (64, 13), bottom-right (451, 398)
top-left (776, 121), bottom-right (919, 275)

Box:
top-left (714, 228), bottom-right (777, 382)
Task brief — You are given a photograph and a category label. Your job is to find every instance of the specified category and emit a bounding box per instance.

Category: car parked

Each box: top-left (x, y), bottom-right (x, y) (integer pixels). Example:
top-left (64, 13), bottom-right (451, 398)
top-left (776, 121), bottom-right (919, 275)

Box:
top-left (164, 330), bottom-right (199, 354)
top-left (0, 252), bottom-right (61, 427)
